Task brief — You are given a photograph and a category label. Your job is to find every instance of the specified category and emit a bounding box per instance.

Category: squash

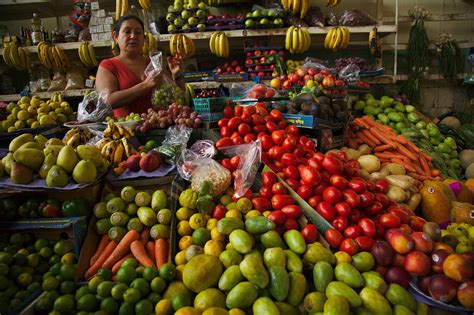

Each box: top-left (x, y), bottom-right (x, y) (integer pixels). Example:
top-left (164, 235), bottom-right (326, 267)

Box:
top-left (420, 181), bottom-right (456, 224)
top-left (459, 150), bottom-right (474, 169)
top-left (439, 116), bottom-right (461, 130)
top-left (450, 201), bottom-right (474, 225)
top-left (443, 179), bottom-right (473, 204)
top-left (466, 163), bottom-right (474, 179)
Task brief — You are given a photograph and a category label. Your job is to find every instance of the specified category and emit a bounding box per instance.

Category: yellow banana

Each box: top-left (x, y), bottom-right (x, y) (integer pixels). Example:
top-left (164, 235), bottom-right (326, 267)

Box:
top-left (324, 28), bottom-right (333, 49)
top-left (9, 42), bottom-right (22, 70)
top-left (220, 33), bottom-right (228, 58)
top-left (170, 34), bottom-right (178, 56)
top-left (22, 47), bottom-right (31, 70)
top-left (329, 27), bottom-right (339, 51)
top-left (292, 0), bottom-right (301, 15)
top-left (209, 32), bottom-right (216, 55)
top-left (17, 46), bottom-right (27, 70)
top-left (332, 27), bottom-right (342, 51)
top-left (285, 26), bottom-right (295, 51)
top-left (87, 43), bottom-right (98, 67)
top-left (300, 0), bottom-right (309, 19)
top-left (2, 43), bottom-right (13, 67)
top-left (341, 27), bottom-right (350, 48)
top-left (113, 142), bottom-right (125, 165)
top-left (120, 0), bottom-right (128, 18)
top-left (369, 27), bottom-right (378, 55)
top-left (56, 46), bottom-right (70, 70)
top-left (50, 45), bottom-right (61, 70)
top-left (42, 44), bottom-right (54, 69)
top-left (115, 0), bottom-right (122, 20)
top-left (301, 27), bottom-right (311, 52)
top-left (281, 0), bottom-right (289, 11)
top-left (292, 27), bottom-right (299, 54)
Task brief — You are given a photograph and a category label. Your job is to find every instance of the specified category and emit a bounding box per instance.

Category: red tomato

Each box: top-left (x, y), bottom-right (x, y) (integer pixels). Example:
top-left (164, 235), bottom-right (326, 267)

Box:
top-left (251, 197), bottom-right (272, 211)
top-left (299, 136), bottom-right (309, 145)
top-left (223, 106), bottom-right (234, 118)
top-left (281, 205), bottom-right (301, 220)
top-left (355, 236), bottom-right (375, 252)
top-left (375, 223), bottom-right (386, 238)
top-left (335, 202), bottom-right (351, 216)
top-left (242, 105), bottom-right (256, 116)
top-left (227, 117), bottom-right (242, 130)
top-left (375, 193), bottom-right (390, 208)
top-left (285, 125), bottom-right (299, 136)
top-left (308, 196), bottom-right (322, 208)
top-left (299, 158), bottom-right (308, 165)
top-left (284, 218), bottom-right (299, 231)
top-left (312, 152), bottom-right (325, 163)
top-left (237, 123), bottom-right (251, 136)
top-left (293, 146), bottom-right (306, 158)
top-left (366, 181), bottom-right (377, 192)
top-left (266, 121), bottom-right (279, 133)
top-left (218, 118), bottom-right (229, 128)
top-left (230, 131), bottom-right (240, 140)
top-left (301, 224), bottom-right (318, 244)
top-left (358, 218), bottom-right (376, 238)
top-left (373, 179), bottom-right (389, 194)
top-left (283, 166), bottom-right (299, 180)
top-left (389, 208), bottom-right (410, 224)
top-left (399, 224), bottom-right (412, 234)
top-left (268, 210), bottom-right (287, 225)
top-left (322, 155), bottom-right (344, 175)
top-left (342, 189), bottom-right (361, 207)
top-left (349, 209), bottom-right (362, 224)
top-left (261, 172), bottom-right (276, 188)
top-left (285, 178), bottom-right (300, 192)
top-left (216, 137), bottom-right (232, 148)
top-left (268, 146), bottom-right (287, 161)
top-left (344, 225), bottom-right (362, 239)
top-left (271, 130), bottom-right (286, 145)
top-left (234, 105), bottom-right (243, 117)
top-left (221, 158), bottom-right (234, 171)
top-left (241, 114), bottom-right (252, 124)
top-left (307, 158), bottom-right (323, 172)
top-left (270, 109), bottom-right (282, 122)
top-left (340, 238), bottom-right (359, 255)
top-left (233, 188), bottom-right (253, 202)
top-left (277, 172), bottom-right (285, 180)
top-left (332, 216), bottom-right (349, 231)
top-left (282, 136), bottom-right (297, 150)
top-left (220, 126), bottom-right (232, 138)
top-left (271, 194), bottom-right (294, 210)
top-left (409, 216), bottom-right (427, 231)
top-left (316, 201), bottom-right (336, 222)
top-left (330, 151), bottom-right (348, 162)
top-left (259, 186), bottom-right (273, 199)
top-left (379, 213), bottom-right (401, 229)
top-left (253, 125), bottom-right (267, 134)
top-left (274, 160), bottom-right (286, 172)
top-left (212, 205), bottom-right (226, 220)
top-left (359, 191), bottom-right (375, 208)
top-left (325, 228), bottom-right (343, 248)
top-left (259, 134), bottom-right (273, 150)
top-left (252, 114), bottom-right (265, 125)
top-left (322, 187), bottom-right (342, 204)
top-left (230, 156), bottom-right (240, 169)
top-left (232, 136), bottom-right (244, 145)
top-left (365, 201), bottom-right (383, 217)
top-left (348, 177), bottom-right (367, 194)
top-left (278, 120), bottom-right (288, 130)
top-left (297, 185), bottom-right (313, 200)
top-left (304, 140), bottom-right (315, 151)
top-left (281, 153), bottom-right (299, 167)
top-left (299, 166), bottom-right (321, 187)
top-left (343, 163), bottom-right (355, 178)
top-left (313, 183), bottom-right (328, 195)
top-left (264, 115), bottom-right (275, 123)
top-left (244, 134), bottom-right (255, 143)
top-left (329, 175), bottom-right (348, 190)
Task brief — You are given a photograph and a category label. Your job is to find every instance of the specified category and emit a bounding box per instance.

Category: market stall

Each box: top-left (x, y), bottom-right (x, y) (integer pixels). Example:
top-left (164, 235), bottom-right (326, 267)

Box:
top-left (0, 0), bottom-right (473, 314)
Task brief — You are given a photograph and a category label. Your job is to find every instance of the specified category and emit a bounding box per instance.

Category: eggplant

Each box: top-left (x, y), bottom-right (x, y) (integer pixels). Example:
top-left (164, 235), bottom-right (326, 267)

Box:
top-left (301, 102), bottom-right (312, 114)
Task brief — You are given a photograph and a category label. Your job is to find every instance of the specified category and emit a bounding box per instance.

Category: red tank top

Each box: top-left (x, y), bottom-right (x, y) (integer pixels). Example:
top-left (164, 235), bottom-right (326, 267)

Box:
top-left (99, 57), bottom-right (152, 118)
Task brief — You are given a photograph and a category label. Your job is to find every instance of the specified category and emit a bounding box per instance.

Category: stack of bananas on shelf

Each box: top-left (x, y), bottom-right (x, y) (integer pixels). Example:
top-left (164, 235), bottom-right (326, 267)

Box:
top-left (96, 121), bottom-right (137, 165)
top-left (62, 128), bottom-right (93, 148)
top-left (78, 42), bottom-right (99, 68)
top-left (2, 42), bottom-right (31, 71)
top-left (207, 0), bottom-right (224, 6)
top-left (115, 0), bottom-right (129, 20)
top-left (324, 26), bottom-right (350, 51)
top-left (326, 0), bottom-right (341, 8)
top-left (37, 42), bottom-right (70, 71)
top-left (169, 34), bottom-right (195, 58)
top-left (281, 0), bottom-right (310, 19)
top-left (368, 27), bottom-right (381, 58)
top-left (142, 32), bottom-right (159, 57)
top-left (285, 26), bottom-right (311, 54)
top-left (209, 32), bottom-right (229, 58)
top-left (184, 83), bottom-right (195, 107)
top-left (102, 120), bottom-right (134, 140)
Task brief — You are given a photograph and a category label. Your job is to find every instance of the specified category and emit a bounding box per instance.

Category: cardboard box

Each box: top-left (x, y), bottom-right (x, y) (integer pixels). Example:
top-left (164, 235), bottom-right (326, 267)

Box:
top-left (89, 25), bottom-right (97, 34)
top-left (97, 9), bottom-right (106, 17)
top-left (92, 33), bottom-right (99, 41)
top-left (89, 16), bottom-right (98, 26)
top-left (96, 25), bottom-right (104, 33)
top-left (105, 17), bottom-right (114, 25)
top-left (99, 32), bottom-right (111, 41)
top-left (91, 1), bottom-right (100, 10)
top-left (103, 24), bottom-right (112, 32)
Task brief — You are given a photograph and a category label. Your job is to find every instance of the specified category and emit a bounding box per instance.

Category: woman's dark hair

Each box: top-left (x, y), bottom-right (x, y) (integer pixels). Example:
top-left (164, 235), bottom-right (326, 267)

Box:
top-left (112, 15), bottom-right (144, 55)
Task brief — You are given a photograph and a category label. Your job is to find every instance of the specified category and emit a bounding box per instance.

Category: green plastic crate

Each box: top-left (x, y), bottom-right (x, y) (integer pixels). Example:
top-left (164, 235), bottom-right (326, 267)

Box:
top-left (193, 97), bottom-right (238, 122)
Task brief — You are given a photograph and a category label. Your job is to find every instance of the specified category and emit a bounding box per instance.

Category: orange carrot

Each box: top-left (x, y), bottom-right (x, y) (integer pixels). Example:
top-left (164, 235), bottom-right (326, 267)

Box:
top-left (361, 129), bottom-right (381, 145)
top-left (361, 116), bottom-right (377, 127)
top-left (374, 144), bottom-right (395, 152)
top-left (353, 118), bottom-right (371, 129)
top-left (84, 241), bottom-right (117, 280)
top-left (423, 153), bottom-right (432, 162)
top-left (405, 140), bottom-right (421, 153)
top-left (130, 240), bottom-right (155, 268)
top-left (111, 253), bottom-right (132, 273)
top-left (102, 229), bottom-right (140, 269)
top-left (140, 227), bottom-right (150, 245)
top-left (390, 158), bottom-right (416, 173)
top-left (369, 128), bottom-right (399, 147)
top-left (396, 135), bottom-right (408, 145)
top-left (395, 144), bottom-right (418, 161)
top-left (408, 172), bottom-right (432, 181)
top-left (167, 239), bottom-right (171, 263)
top-left (155, 238), bottom-right (168, 269)
top-left (375, 152), bottom-right (406, 160)
top-left (411, 162), bottom-right (425, 176)
top-left (146, 241), bottom-right (155, 262)
top-left (431, 169), bottom-right (440, 177)
top-left (419, 155), bottom-right (431, 176)
top-left (356, 132), bottom-right (377, 147)
top-left (89, 234), bottom-right (111, 266)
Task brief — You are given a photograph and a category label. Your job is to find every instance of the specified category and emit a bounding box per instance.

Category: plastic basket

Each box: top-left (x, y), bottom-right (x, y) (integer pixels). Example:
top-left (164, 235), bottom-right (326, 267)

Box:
top-left (193, 97), bottom-right (238, 122)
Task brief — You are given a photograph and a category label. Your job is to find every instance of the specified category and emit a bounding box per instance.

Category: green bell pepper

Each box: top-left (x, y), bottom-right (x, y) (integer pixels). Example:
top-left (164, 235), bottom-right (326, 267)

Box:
top-left (407, 112), bottom-right (420, 123)
top-left (415, 121), bottom-right (426, 130)
top-left (61, 197), bottom-right (90, 217)
top-left (437, 143), bottom-right (452, 154)
top-left (196, 195), bottom-right (214, 214)
top-left (426, 123), bottom-right (441, 138)
top-left (394, 102), bottom-right (406, 112)
top-left (377, 114), bottom-right (390, 125)
top-left (405, 105), bottom-right (416, 112)
top-left (444, 137), bottom-right (457, 150)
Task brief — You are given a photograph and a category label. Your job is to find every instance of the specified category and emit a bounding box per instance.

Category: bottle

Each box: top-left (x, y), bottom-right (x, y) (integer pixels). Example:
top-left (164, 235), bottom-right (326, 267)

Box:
top-left (30, 13), bottom-right (43, 44)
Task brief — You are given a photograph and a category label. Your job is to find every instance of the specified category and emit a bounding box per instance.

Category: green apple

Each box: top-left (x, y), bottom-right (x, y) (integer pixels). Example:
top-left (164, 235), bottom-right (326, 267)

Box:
top-left (174, 17), bottom-right (185, 26)
top-left (173, 4), bottom-right (183, 11)
top-left (245, 19), bottom-right (255, 28)
top-left (182, 24), bottom-right (191, 30)
top-left (188, 17), bottom-right (198, 26)
top-left (181, 10), bottom-right (191, 19)
top-left (259, 18), bottom-right (270, 25)
top-left (189, 0), bottom-right (198, 6)
top-left (166, 13), bottom-right (176, 22)
top-left (252, 10), bottom-right (262, 18)
top-left (197, 1), bottom-right (206, 9)
top-left (168, 5), bottom-right (174, 12)
top-left (246, 12), bottom-right (252, 18)
top-left (274, 18), bottom-right (284, 26)
top-left (168, 24), bottom-right (177, 32)
top-left (267, 9), bottom-right (277, 17)
top-left (196, 9), bottom-right (206, 18)
top-left (197, 23), bottom-right (206, 30)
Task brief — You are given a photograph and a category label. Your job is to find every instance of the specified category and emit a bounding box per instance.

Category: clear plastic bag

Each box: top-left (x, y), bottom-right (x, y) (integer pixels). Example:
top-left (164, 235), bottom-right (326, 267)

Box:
top-left (157, 126), bottom-right (193, 164)
top-left (144, 51), bottom-right (163, 78)
top-left (190, 159), bottom-right (232, 197)
top-left (47, 70), bottom-right (67, 92)
top-left (220, 141), bottom-right (262, 198)
top-left (65, 65), bottom-right (86, 90)
top-left (302, 57), bottom-right (330, 71)
top-left (287, 16), bottom-right (309, 27)
top-left (77, 90), bottom-right (113, 123)
top-left (338, 63), bottom-right (361, 85)
top-left (339, 9), bottom-right (376, 26)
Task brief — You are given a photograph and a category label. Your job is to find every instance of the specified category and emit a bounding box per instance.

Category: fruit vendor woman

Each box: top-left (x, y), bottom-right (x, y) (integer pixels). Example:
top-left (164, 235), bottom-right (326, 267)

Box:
top-left (96, 15), bottom-right (183, 118)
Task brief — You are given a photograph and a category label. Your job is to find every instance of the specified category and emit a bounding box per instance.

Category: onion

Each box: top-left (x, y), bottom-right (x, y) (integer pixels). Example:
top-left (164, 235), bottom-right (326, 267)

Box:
top-left (190, 140), bottom-right (217, 159)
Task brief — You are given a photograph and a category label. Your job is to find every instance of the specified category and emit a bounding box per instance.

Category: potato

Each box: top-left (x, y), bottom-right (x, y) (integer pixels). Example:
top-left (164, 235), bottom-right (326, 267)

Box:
top-left (357, 155), bottom-right (381, 173)
top-left (346, 148), bottom-right (362, 160)
top-left (360, 169), bottom-right (370, 180)
top-left (386, 163), bottom-right (406, 175)
top-left (386, 185), bottom-right (406, 203)
top-left (358, 144), bottom-right (371, 155)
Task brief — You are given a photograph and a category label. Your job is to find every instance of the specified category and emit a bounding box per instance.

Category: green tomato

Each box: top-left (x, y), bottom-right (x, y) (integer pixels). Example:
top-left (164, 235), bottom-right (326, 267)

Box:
top-left (405, 105), bottom-right (416, 112)
top-left (415, 121), bottom-right (426, 129)
top-left (444, 137), bottom-right (457, 150)
top-left (437, 143), bottom-right (452, 154)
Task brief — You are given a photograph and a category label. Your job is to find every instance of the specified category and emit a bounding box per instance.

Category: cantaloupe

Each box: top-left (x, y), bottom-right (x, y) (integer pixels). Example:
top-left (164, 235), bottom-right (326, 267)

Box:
top-left (466, 163), bottom-right (474, 179)
top-left (439, 116), bottom-right (461, 130)
top-left (459, 150), bottom-right (474, 169)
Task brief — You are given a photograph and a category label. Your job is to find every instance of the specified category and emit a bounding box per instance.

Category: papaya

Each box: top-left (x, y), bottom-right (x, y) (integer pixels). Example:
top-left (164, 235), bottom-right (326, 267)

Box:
top-left (464, 178), bottom-right (474, 195)
top-left (443, 179), bottom-right (473, 203)
top-left (420, 180), bottom-right (456, 223)
top-left (450, 201), bottom-right (474, 224)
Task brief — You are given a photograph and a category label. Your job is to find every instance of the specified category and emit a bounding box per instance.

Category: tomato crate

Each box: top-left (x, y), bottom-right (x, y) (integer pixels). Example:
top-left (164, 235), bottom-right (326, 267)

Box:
top-left (193, 97), bottom-right (238, 122)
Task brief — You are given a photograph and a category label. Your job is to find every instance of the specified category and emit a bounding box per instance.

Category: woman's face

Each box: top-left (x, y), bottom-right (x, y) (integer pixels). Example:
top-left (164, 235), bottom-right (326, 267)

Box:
top-left (114, 19), bottom-right (144, 54)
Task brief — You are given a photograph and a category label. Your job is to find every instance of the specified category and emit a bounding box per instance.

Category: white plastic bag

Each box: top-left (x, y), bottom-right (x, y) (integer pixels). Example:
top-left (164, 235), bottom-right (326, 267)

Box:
top-left (77, 90), bottom-right (112, 123)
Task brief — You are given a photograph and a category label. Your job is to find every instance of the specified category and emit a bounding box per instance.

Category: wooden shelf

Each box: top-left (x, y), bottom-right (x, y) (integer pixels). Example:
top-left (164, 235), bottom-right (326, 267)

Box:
top-left (0, 40), bottom-right (111, 55)
top-left (0, 88), bottom-right (92, 102)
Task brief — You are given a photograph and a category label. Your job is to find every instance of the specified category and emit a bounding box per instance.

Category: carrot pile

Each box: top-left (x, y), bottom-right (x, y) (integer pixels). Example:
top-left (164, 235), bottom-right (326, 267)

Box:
top-left (84, 230), bottom-right (171, 280)
top-left (347, 116), bottom-right (441, 182)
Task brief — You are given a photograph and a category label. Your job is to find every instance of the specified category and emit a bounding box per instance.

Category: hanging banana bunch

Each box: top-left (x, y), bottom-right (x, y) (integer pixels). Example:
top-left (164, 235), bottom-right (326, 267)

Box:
top-left (324, 26), bottom-right (350, 51)
top-left (285, 26), bottom-right (311, 54)
top-left (2, 42), bottom-right (32, 71)
top-left (281, 0), bottom-right (310, 19)
top-left (37, 42), bottom-right (70, 71)
top-left (78, 42), bottom-right (99, 68)
top-left (368, 27), bottom-right (381, 58)
top-left (115, 0), bottom-right (129, 21)
top-left (184, 83), bottom-right (195, 107)
top-left (142, 32), bottom-right (159, 56)
top-left (326, 0), bottom-right (341, 8)
top-left (169, 34), bottom-right (195, 58)
top-left (209, 32), bottom-right (229, 58)
top-left (138, 0), bottom-right (151, 11)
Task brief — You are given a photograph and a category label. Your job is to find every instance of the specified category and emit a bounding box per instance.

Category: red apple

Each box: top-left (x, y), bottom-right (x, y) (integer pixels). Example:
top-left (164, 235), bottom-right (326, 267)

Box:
top-left (385, 228), bottom-right (414, 255)
top-left (411, 232), bottom-right (434, 254)
top-left (404, 250), bottom-right (431, 276)
top-left (430, 249), bottom-right (450, 273)
top-left (385, 266), bottom-right (411, 287)
top-left (307, 67), bottom-right (317, 76)
top-left (457, 281), bottom-right (474, 309)
top-left (429, 274), bottom-right (458, 303)
top-left (126, 155), bottom-right (141, 171)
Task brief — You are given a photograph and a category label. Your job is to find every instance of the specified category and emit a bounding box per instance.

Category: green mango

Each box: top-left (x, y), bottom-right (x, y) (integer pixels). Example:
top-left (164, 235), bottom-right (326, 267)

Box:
top-left (219, 249), bottom-right (242, 268)
top-left (239, 255), bottom-right (269, 289)
top-left (313, 261), bottom-right (333, 293)
top-left (275, 302), bottom-right (299, 315)
top-left (393, 305), bottom-right (415, 315)
top-left (287, 272), bottom-right (306, 306)
top-left (225, 281), bottom-right (258, 309)
top-left (245, 216), bottom-right (275, 234)
top-left (385, 283), bottom-right (417, 312)
top-left (252, 297), bottom-right (280, 315)
top-left (268, 266), bottom-right (289, 302)
top-left (261, 230), bottom-right (286, 249)
top-left (263, 247), bottom-right (286, 269)
top-left (218, 265), bottom-right (243, 291)
top-left (362, 271), bottom-right (388, 294)
top-left (303, 243), bottom-right (335, 265)
top-left (334, 263), bottom-right (364, 288)
top-left (229, 230), bottom-right (253, 254)
top-left (359, 287), bottom-right (391, 315)
top-left (284, 250), bottom-right (302, 273)
top-left (217, 217), bottom-right (244, 235)
top-left (326, 281), bottom-right (362, 308)
top-left (324, 295), bottom-right (350, 315)
top-left (303, 292), bottom-right (326, 314)
top-left (283, 230), bottom-right (306, 254)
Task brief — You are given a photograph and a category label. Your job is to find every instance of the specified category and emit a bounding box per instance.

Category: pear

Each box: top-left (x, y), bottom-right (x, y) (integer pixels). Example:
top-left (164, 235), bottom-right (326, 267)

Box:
top-left (2, 153), bottom-right (14, 175)
top-left (57, 145), bottom-right (78, 173)
top-left (46, 165), bottom-right (68, 187)
top-left (9, 133), bottom-right (33, 152)
top-left (10, 162), bottom-right (33, 184)
top-left (39, 153), bottom-right (58, 179)
top-left (72, 160), bottom-right (97, 183)
top-left (34, 134), bottom-right (48, 149)
top-left (13, 148), bottom-right (44, 171)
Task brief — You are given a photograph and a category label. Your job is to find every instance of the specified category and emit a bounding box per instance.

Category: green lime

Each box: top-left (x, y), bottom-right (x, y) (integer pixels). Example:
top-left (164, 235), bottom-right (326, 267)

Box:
top-left (88, 276), bottom-right (104, 293)
top-left (27, 281), bottom-right (41, 293)
top-left (171, 292), bottom-right (193, 311)
top-left (192, 227), bottom-right (211, 247)
top-left (26, 253), bottom-right (41, 267)
top-left (77, 293), bottom-right (99, 312)
top-left (111, 283), bottom-right (128, 301)
top-left (49, 254), bottom-right (60, 265)
top-left (13, 252), bottom-right (27, 265)
top-left (123, 287), bottom-right (141, 304)
top-left (15, 289), bottom-right (30, 300)
top-left (53, 294), bottom-right (75, 313)
top-left (60, 280), bottom-right (76, 295)
top-left (150, 276), bottom-right (166, 293)
top-left (45, 290), bottom-right (60, 302)
top-left (34, 238), bottom-right (49, 252)
top-left (121, 257), bottom-right (138, 268)
top-left (100, 296), bottom-right (119, 314)
top-left (119, 302), bottom-right (135, 315)
top-left (16, 272), bottom-right (32, 287)
top-left (50, 262), bottom-right (62, 276)
top-left (4, 286), bottom-right (19, 298)
top-left (159, 263), bottom-right (177, 281)
top-left (34, 296), bottom-right (53, 313)
top-left (75, 285), bottom-right (90, 300)
top-left (136, 265), bottom-right (145, 276)
top-left (61, 253), bottom-right (77, 264)
top-left (10, 298), bottom-right (21, 309)
top-left (147, 292), bottom-right (161, 304)
top-left (96, 267), bottom-right (112, 281)
top-left (145, 140), bottom-right (159, 151)
top-left (10, 233), bottom-right (25, 245)
top-left (131, 278), bottom-right (150, 297)
top-left (97, 280), bottom-right (114, 298)
top-left (42, 271), bottom-right (54, 281)
top-left (9, 265), bottom-right (22, 279)
top-left (42, 276), bottom-right (60, 291)
top-left (60, 263), bottom-right (76, 281)
top-left (117, 265), bottom-right (137, 285)
top-left (0, 252), bottom-right (12, 264)
top-left (53, 240), bottom-right (73, 256)
top-left (36, 261), bottom-right (50, 274)
top-left (0, 262), bottom-right (9, 276)
top-left (143, 266), bottom-right (158, 281)
top-left (135, 299), bottom-right (154, 315)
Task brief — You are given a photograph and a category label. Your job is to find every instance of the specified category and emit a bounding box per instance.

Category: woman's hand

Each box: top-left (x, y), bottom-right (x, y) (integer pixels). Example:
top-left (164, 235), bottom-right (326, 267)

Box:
top-left (142, 71), bottom-right (162, 90)
top-left (168, 53), bottom-right (183, 79)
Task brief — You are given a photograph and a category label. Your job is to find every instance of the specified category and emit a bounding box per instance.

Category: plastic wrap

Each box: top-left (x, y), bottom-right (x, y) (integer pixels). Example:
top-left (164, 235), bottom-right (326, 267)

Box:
top-left (339, 9), bottom-right (377, 26)
top-left (190, 159), bottom-right (232, 197)
top-left (302, 57), bottom-right (330, 71)
top-left (338, 63), bottom-right (361, 85)
top-left (47, 71), bottom-right (67, 92)
top-left (65, 65), bottom-right (86, 90)
top-left (287, 16), bottom-right (309, 27)
top-left (304, 7), bottom-right (325, 27)
top-left (156, 126), bottom-right (193, 164)
top-left (220, 141), bottom-right (262, 198)
top-left (144, 51), bottom-right (163, 78)
top-left (77, 90), bottom-right (112, 123)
